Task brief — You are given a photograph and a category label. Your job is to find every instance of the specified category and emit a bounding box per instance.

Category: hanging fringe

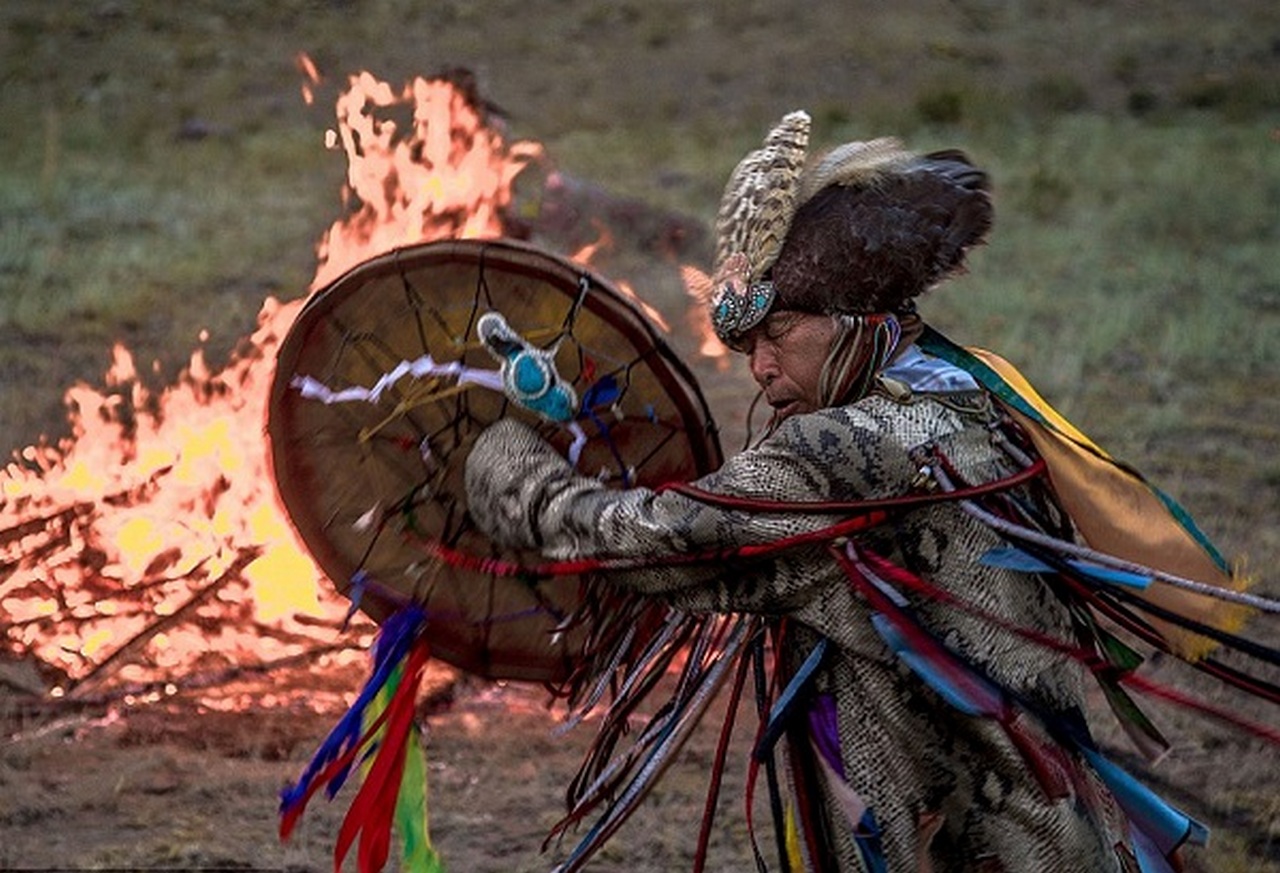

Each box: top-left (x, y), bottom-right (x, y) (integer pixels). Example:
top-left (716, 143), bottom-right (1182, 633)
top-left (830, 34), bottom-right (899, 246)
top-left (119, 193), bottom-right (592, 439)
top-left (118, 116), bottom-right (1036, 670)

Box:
top-left (915, 447), bottom-right (1280, 735)
top-left (279, 605), bottom-right (444, 873)
top-left (848, 542), bottom-right (1280, 747)
top-left (834, 542), bottom-right (1211, 869)
top-left (692, 633), bottom-right (755, 873)
top-left (918, 325), bottom-right (1261, 658)
top-left (549, 615), bottom-right (757, 873)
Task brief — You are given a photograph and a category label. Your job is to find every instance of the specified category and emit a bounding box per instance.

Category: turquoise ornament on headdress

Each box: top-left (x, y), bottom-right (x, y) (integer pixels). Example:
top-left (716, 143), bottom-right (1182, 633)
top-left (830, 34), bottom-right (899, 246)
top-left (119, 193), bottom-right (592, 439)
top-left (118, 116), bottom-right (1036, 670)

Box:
top-left (477, 311), bottom-right (578, 422)
top-left (711, 280), bottom-right (776, 348)
top-left (708, 251), bottom-right (777, 350)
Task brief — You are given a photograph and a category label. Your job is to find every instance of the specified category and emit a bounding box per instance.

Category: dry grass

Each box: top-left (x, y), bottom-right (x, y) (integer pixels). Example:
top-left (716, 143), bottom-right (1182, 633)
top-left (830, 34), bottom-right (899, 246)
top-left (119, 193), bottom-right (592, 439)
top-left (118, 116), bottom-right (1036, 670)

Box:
top-left (1, 0), bottom-right (1277, 869)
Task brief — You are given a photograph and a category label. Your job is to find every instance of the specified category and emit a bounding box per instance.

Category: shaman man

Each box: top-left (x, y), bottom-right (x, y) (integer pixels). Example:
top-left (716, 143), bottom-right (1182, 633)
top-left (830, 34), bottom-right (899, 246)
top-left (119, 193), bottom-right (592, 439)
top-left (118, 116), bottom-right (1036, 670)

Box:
top-left (466, 111), bottom-right (1222, 872)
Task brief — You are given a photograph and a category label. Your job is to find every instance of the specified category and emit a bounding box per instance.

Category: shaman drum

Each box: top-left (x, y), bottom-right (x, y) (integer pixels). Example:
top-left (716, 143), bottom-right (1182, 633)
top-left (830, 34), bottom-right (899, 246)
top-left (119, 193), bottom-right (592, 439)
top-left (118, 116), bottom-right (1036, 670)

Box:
top-left (268, 239), bottom-right (722, 684)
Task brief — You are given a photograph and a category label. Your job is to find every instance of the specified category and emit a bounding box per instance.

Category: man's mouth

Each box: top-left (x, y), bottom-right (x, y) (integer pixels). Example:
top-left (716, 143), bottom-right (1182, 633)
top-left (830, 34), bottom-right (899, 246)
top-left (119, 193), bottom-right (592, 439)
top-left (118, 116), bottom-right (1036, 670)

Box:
top-left (768, 397), bottom-right (801, 417)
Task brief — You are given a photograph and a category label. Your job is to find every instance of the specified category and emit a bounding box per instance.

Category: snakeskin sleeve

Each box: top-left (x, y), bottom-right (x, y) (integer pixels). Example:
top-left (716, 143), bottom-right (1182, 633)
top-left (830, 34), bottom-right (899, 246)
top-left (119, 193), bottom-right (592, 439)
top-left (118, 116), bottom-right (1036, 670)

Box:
top-left (465, 402), bottom-right (915, 611)
top-left (466, 390), bottom-right (1084, 707)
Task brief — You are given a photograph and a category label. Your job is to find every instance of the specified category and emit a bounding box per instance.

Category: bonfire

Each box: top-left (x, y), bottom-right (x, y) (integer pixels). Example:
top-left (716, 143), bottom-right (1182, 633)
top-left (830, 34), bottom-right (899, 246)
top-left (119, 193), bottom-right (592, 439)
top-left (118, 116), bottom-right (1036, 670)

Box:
top-left (1, 63), bottom-right (562, 711)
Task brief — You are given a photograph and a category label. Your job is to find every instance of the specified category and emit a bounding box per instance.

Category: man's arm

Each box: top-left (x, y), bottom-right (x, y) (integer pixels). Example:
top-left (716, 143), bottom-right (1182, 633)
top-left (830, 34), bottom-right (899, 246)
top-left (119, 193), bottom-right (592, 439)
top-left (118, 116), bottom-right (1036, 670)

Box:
top-left (464, 411), bottom-right (914, 614)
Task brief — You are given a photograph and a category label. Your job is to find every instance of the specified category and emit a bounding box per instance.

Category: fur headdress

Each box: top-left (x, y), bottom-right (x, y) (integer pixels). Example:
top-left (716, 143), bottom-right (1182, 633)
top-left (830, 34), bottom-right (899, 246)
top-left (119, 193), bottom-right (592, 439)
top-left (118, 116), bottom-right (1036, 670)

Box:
top-left (709, 111), bottom-right (993, 346)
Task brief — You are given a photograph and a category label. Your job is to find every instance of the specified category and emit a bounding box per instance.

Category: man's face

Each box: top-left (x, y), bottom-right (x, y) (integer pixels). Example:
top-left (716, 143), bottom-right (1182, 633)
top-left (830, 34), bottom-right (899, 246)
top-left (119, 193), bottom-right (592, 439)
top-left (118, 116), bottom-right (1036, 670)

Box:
top-left (740, 310), bottom-right (836, 420)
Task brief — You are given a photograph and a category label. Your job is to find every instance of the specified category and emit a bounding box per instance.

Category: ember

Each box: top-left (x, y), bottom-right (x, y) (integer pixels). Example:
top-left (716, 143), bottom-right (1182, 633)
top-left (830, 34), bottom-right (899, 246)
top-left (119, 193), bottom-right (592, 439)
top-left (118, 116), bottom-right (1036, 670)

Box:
top-left (1, 65), bottom-right (546, 711)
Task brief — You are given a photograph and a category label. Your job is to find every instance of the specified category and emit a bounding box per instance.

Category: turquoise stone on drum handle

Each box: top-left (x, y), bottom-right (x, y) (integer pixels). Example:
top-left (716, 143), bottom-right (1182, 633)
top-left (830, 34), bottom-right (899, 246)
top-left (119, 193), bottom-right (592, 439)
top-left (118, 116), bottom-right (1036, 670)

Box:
top-left (477, 311), bottom-right (578, 423)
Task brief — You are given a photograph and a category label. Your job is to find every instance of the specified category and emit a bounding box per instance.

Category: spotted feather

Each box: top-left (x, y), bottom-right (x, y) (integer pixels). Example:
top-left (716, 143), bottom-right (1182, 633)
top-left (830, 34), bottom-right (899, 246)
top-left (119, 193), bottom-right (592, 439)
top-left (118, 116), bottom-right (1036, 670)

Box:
top-left (713, 110), bottom-right (810, 282)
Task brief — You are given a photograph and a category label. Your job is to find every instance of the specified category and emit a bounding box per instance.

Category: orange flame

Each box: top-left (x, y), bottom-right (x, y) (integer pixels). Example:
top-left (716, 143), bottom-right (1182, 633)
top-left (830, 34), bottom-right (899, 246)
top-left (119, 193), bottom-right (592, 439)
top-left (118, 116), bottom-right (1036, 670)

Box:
top-left (1, 300), bottom-right (333, 698)
top-left (312, 71), bottom-right (543, 290)
top-left (571, 226), bottom-right (671, 333)
top-left (2, 64), bottom-right (723, 709)
top-left (679, 264), bottom-right (729, 370)
top-left (1, 70), bottom-right (541, 706)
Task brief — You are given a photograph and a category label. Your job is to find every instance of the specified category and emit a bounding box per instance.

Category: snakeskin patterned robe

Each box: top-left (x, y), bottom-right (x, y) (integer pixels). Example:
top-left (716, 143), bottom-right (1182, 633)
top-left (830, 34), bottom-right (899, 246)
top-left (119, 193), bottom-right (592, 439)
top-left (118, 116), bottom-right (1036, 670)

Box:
top-left (465, 385), bottom-right (1129, 872)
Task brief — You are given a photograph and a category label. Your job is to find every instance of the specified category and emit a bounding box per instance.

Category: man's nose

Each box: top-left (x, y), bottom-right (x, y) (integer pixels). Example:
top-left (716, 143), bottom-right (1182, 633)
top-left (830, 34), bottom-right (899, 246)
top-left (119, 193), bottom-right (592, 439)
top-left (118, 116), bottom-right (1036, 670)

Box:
top-left (749, 343), bottom-right (777, 387)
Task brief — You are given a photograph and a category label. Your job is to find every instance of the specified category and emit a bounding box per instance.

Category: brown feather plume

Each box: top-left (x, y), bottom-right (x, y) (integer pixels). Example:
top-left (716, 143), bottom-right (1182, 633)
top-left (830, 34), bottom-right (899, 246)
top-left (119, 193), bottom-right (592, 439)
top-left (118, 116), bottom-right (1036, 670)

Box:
top-left (771, 149), bottom-right (993, 314)
top-left (711, 112), bottom-right (993, 320)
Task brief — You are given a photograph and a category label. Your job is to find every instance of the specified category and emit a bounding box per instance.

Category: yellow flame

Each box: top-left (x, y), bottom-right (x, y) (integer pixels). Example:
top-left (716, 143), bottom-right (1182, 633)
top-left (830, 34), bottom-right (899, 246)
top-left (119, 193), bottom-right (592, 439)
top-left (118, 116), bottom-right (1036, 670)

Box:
top-left (245, 548), bottom-right (322, 622)
top-left (0, 72), bottom-right (552, 702)
top-left (117, 517), bottom-right (164, 577)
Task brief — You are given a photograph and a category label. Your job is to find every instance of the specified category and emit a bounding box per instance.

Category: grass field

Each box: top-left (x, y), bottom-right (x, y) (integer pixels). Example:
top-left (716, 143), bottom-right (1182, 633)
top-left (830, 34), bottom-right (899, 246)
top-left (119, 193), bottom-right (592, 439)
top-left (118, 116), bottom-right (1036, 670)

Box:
top-left (2, 2), bottom-right (1278, 446)
top-left (1, 1), bottom-right (1277, 870)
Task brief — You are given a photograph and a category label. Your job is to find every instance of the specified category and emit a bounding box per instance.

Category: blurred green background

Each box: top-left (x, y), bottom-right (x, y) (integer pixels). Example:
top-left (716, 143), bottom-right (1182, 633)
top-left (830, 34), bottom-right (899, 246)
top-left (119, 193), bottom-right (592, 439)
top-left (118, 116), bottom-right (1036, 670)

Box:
top-left (1, 1), bottom-right (1277, 869)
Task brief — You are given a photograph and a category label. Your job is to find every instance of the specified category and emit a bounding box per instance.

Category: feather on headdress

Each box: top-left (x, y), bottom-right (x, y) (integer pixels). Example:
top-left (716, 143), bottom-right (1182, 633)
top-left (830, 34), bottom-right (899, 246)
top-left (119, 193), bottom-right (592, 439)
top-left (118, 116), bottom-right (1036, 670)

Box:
top-left (709, 112), bottom-right (992, 344)
top-left (708, 111), bottom-right (810, 345)
top-left (714, 110), bottom-right (812, 280)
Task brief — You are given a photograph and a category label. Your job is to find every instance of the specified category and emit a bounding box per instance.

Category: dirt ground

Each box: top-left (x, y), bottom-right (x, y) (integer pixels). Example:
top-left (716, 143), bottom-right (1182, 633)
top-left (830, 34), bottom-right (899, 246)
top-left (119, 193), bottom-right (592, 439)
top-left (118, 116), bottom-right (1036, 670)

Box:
top-left (2, 638), bottom-right (1277, 872)
top-left (3, 2), bottom-right (1279, 871)
top-left (0, 658), bottom-right (781, 872)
